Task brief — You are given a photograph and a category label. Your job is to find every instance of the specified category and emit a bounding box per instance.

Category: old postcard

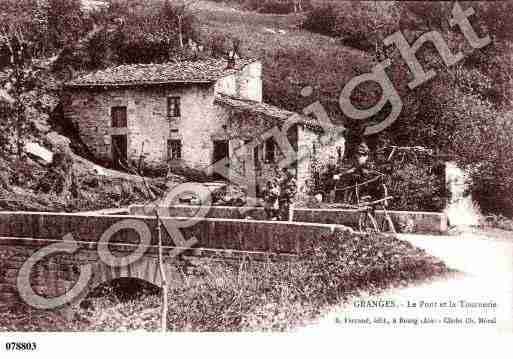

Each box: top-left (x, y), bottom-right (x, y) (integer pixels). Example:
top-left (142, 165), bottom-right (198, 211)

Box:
top-left (0, 0), bottom-right (512, 357)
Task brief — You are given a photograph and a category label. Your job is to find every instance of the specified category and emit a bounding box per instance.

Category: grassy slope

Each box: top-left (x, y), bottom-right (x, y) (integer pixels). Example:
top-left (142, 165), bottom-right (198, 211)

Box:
top-left (195, 1), bottom-right (372, 117)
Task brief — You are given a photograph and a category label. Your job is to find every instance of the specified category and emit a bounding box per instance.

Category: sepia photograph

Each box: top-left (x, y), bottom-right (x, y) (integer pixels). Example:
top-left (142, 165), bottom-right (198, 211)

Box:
top-left (0, 0), bottom-right (512, 356)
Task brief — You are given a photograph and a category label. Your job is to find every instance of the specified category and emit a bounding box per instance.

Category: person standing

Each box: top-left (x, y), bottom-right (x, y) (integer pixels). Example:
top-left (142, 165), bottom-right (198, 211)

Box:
top-left (263, 179), bottom-right (280, 220)
top-left (278, 168), bottom-right (297, 221)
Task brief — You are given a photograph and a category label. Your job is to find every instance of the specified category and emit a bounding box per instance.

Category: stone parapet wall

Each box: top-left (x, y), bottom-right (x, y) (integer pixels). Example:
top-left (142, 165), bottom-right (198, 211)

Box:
top-left (0, 212), bottom-right (344, 254)
top-left (129, 205), bottom-right (448, 234)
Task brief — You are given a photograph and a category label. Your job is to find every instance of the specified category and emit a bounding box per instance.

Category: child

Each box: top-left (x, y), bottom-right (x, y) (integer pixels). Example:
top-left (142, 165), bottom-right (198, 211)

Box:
top-left (263, 179), bottom-right (280, 220)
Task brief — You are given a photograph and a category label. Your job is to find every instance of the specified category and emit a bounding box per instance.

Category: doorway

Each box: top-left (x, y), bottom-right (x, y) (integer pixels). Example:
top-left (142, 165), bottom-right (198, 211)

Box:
top-left (111, 135), bottom-right (127, 169)
top-left (213, 140), bottom-right (229, 180)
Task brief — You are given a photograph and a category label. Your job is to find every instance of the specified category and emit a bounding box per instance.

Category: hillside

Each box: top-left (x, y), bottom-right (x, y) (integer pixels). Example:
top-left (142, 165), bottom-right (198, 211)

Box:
top-left (1, 0), bottom-right (512, 215)
top-left (194, 0), bottom-right (373, 118)
top-left (0, 0), bottom-right (372, 212)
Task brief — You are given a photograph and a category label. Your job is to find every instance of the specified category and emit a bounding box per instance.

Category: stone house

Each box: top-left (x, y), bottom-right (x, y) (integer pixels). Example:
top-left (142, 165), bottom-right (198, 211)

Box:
top-left (63, 58), bottom-right (346, 195)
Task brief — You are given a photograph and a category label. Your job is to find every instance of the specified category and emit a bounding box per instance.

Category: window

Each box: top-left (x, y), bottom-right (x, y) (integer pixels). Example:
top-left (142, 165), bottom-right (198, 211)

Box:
top-left (253, 145), bottom-right (260, 168)
top-left (111, 106), bottom-right (127, 128)
top-left (337, 146), bottom-right (343, 163)
top-left (265, 138), bottom-right (275, 163)
top-left (167, 97), bottom-right (181, 118)
top-left (168, 139), bottom-right (182, 160)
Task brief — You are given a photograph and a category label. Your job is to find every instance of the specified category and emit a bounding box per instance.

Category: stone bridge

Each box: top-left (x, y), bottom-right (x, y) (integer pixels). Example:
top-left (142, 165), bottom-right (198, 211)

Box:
top-left (0, 211), bottom-right (345, 311)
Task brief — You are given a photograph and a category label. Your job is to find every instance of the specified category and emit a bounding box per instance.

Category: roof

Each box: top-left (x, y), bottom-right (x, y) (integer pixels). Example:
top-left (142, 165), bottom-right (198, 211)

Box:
top-left (215, 94), bottom-right (324, 132)
top-left (65, 58), bottom-right (256, 88)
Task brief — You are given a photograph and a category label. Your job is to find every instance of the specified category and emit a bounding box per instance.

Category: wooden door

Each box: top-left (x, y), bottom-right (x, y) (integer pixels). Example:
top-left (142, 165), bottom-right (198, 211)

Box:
top-left (111, 135), bottom-right (127, 169)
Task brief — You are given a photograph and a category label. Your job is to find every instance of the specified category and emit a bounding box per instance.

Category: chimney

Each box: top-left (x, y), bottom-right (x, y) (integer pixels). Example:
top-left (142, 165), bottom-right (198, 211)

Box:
top-left (226, 50), bottom-right (236, 70)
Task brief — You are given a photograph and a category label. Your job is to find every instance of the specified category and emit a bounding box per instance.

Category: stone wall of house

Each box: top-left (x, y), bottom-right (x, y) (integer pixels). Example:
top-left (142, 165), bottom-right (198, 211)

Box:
top-left (296, 125), bottom-right (346, 198)
top-left (213, 105), bottom-right (300, 192)
top-left (215, 62), bottom-right (262, 102)
top-left (64, 84), bottom-right (227, 171)
top-left (64, 61), bottom-right (262, 172)
top-left (211, 102), bottom-right (348, 197)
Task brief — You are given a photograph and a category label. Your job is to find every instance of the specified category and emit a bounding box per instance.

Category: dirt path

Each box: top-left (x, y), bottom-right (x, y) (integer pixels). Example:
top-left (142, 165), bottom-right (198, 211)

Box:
top-left (300, 229), bottom-right (513, 332)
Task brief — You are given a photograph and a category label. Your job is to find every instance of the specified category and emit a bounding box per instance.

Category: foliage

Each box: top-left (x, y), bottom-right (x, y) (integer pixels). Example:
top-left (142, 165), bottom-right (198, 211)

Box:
top-left (247, 0), bottom-right (299, 14)
top-left (218, 0), bottom-right (312, 14)
top-left (0, 27), bottom-right (44, 157)
top-left (0, 151), bottom-right (175, 212)
top-left (301, 4), bottom-right (338, 37)
top-left (0, 0), bottom-right (200, 68)
top-left (388, 63), bottom-right (513, 215)
top-left (302, 1), bottom-right (401, 52)
top-left (46, 0), bottom-right (89, 53)
top-left (385, 162), bottom-right (445, 212)
top-left (93, 0), bottom-right (199, 65)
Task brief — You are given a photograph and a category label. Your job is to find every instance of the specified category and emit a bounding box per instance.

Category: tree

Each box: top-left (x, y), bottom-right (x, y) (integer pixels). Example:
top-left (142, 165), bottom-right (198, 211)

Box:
top-left (46, 0), bottom-right (86, 53)
top-left (167, 0), bottom-right (199, 50)
top-left (0, 26), bottom-right (41, 158)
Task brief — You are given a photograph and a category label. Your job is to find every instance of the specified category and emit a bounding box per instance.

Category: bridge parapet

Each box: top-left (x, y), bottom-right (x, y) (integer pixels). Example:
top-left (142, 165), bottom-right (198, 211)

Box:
top-left (128, 205), bottom-right (448, 234)
top-left (0, 212), bottom-right (348, 254)
top-left (0, 211), bottom-right (350, 311)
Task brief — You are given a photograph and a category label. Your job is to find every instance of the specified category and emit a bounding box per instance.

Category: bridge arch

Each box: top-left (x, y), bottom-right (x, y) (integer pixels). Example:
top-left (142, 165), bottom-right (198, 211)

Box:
top-left (70, 257), bottom-right (183, 309)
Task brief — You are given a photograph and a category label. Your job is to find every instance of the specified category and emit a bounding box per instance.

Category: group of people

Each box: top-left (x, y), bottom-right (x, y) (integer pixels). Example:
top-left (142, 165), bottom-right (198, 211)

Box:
top-left (260, 141), bottom-right (380, 219)
top-left (263, 168), bottom-right (297, 221)
top-left (316, 141), bottom-right (384, 203)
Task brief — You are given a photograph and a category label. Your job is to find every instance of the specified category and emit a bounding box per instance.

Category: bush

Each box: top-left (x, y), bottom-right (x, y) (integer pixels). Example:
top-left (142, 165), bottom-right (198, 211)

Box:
top-left (109, 2), bottom-right (198, 64)
top-left (302, 2), bottom-right (400, 53)
top-left (47, 0), bottom-right (89, 52)
top-left (257, 0), bottom-right (294, 14)
top-left (302, 5), bottom-right (338, 37)
top-left (484, 213), bottom-right (513, 232)
top-left (397, 68), bottom-right (513, 216)
top-left (385, 162), bottom-right (445, 212)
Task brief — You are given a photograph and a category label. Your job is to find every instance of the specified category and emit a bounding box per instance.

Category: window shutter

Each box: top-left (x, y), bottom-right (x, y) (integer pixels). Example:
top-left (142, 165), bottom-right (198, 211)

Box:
top-left (111, 106), bottom-right (127, 128)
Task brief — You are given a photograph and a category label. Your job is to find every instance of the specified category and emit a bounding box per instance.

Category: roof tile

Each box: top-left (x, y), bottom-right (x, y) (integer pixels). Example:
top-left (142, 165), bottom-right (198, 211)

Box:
top-left (66, 58), bottom-right (255, 87)
top-left (215, 94), bottom-right (323, 131)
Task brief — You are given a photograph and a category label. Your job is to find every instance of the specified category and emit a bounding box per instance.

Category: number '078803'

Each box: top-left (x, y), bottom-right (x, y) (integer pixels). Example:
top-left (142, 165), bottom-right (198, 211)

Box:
top-left (5, 342), bottom-right (37, 351)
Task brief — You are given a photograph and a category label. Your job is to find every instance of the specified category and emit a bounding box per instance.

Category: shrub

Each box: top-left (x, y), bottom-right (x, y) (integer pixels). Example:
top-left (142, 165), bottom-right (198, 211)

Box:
top-left (302, 5), bottom-right (338, 37)
top-left (384, 162), bottom-right (445, 212)
top-left (258, 0), bottom-right (294, 14)
top-left (396, 68), bottom-right (513, 216)
top-left (484, 213), bottom-right (513, 232)
top-left (47, 0), bottom-right (89, 52)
